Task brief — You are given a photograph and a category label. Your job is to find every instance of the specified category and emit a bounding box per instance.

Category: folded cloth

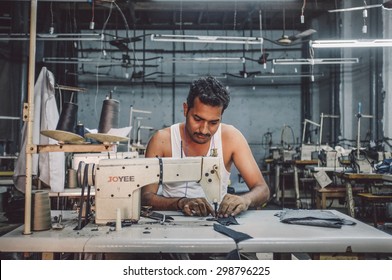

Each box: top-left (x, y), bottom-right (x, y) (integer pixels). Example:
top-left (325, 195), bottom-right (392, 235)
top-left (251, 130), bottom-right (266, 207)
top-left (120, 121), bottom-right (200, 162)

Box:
top-left (276, 209), bottom-right (356, 228)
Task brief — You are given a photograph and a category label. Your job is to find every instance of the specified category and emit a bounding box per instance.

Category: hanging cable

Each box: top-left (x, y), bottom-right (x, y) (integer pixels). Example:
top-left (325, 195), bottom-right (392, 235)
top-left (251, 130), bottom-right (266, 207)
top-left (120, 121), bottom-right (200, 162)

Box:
top-left (49, 1), bottom-right (54, 34)
top-left (95, 2), bottom-right (114, 122)
top-left (90, 0), bottom-right (95, 30)
top-left (362, 1), bottom-right (368, 33)
top-left (233, 0), bottom-right (237, 31)
top-left (301, 0), bottom-right (307, 23)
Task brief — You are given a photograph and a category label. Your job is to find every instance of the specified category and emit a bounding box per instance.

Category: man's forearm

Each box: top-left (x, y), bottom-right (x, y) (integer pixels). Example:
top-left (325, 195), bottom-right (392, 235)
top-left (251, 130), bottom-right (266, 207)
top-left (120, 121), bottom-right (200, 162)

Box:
top-left (240, 184), bottom-right (270, 208)
top-left (142, 192), bottom-right (182, 211)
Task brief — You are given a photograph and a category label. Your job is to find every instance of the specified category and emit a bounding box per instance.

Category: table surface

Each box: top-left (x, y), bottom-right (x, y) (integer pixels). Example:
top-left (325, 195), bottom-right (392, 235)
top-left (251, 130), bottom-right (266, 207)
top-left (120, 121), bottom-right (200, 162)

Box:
top-left (307, 166), bottom-right (346, 172)
top-left (1, 210), bottom-right (392, 255)
top-left (357, 193), bottom-right (392, 200)
top-left (337, 173), bottom-right (387, 180)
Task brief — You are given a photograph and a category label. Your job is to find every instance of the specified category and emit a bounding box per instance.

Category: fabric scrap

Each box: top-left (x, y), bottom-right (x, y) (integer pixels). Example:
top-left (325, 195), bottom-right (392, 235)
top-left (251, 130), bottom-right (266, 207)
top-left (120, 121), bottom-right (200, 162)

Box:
top-left (216, 215), bottom-right (239, 226)
top-left (213, 223), bottom-right (253, 243)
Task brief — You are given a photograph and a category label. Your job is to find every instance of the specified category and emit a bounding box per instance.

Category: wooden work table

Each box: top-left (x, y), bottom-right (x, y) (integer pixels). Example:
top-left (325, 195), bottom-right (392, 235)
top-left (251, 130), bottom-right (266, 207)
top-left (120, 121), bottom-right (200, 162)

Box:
top-left (336, 173), bottom-right (392, 217)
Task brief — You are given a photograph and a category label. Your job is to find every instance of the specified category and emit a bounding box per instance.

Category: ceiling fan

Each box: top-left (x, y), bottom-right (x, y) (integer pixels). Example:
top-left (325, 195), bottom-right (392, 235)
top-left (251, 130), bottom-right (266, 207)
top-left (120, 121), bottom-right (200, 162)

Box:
top-left (244, 52), bottom-right (270, 65)
top-left (223, 64), bottom-right (261, 78)
top-left (96, 54), bottom-right (160, 69)
top-left (106, 34), bottom-right (151, 52)
top-left (328, 0), bottom-right (392, 12)
top-left (268, 9), bottom-right (317, 46)
top-left (130, 71), bottom-right (164, 80)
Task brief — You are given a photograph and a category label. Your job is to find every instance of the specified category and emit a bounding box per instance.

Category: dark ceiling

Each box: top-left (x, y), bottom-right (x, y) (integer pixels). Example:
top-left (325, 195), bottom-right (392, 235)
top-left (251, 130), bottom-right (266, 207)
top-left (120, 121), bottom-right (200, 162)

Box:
top-left (0, 0), bottom-right (340, 34)
top-left (72, 0), bottom-right (335, 32)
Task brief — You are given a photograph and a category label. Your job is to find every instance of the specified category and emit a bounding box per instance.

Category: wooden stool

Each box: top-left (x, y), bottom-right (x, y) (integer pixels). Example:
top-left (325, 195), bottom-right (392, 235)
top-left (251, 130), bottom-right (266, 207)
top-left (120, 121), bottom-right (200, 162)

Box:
top-left (357, 193), bottom-right (392, 227)
top-left (315, 187), bottom-right (346, 209)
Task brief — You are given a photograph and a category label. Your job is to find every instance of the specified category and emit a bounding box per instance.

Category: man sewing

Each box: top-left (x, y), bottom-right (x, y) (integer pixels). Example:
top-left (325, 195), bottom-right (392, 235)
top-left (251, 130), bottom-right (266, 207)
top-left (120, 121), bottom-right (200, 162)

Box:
top-left (141, 76), bottom-right (270, 217)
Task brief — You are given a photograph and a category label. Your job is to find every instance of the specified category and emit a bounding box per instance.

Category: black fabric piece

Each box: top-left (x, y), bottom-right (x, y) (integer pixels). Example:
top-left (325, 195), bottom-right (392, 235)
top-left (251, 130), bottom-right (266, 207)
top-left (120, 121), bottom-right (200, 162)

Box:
top-left (141, 210), bottom-right (174, 222)
top-left (74, 164), bottom-right (92, 230)
top-left (106, 220), bottom-right (138, 227)
top-left (213, 223), bottom-right (253, 243)
top-left (276, 209), bottom-right (356, 228)
top-left (216, 215), bottom-right (239, 226)
top-left (226, 249), bottom-right (241, 260)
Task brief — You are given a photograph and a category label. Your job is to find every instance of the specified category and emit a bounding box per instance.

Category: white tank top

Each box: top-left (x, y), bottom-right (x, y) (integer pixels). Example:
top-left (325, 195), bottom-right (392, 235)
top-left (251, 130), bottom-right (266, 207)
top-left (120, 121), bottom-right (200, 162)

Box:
top-left (161, 123), bottom-right (230, 199)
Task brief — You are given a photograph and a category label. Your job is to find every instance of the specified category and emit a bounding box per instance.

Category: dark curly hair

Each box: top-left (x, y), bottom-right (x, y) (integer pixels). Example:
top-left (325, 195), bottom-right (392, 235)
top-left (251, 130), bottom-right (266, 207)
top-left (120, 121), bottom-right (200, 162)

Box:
top-left (187, 76), bottom-right (230, 113)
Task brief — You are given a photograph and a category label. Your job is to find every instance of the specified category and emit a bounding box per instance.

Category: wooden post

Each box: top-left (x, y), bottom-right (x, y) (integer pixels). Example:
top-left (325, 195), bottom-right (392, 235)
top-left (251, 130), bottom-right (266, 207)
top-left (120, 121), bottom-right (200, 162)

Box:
top-left (24, 0), bottom-right (38, 235)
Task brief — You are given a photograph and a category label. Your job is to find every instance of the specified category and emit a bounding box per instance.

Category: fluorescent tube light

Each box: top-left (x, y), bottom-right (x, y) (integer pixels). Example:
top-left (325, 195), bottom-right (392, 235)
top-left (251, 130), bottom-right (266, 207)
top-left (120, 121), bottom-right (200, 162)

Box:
top-left (42, 57), bottom-right (95, 64)
top-left (310, 39), bottom-right (392, 48)
top-left (157, 73), bottom-right (228, 79)
top-left (0, 33), bottom-right (104, 41)
top-left (151, 34), bottom-right (263, 45)
top-left (163, 57), bottom-right (246, 63)
top-left (272, 58), bottom-right (359, 65)
top-left (254, 73), bottom-right (324, 79)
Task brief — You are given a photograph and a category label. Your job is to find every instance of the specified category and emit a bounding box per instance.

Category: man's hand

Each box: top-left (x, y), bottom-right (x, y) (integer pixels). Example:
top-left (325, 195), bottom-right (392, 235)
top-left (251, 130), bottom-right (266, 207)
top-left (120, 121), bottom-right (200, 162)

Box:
top-left (218, 193), bottom-right (251, 217)
top-left (178, 197), bottom-right (214, 217)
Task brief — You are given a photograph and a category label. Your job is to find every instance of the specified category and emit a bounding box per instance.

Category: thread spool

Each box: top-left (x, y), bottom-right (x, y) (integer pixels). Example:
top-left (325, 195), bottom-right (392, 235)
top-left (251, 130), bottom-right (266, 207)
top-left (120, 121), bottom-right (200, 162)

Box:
top-left (56, 102), bottom-right (78, 133)
top-left (116, 208), bottom-right (122, 231)
top-left (67, 169), bottom-right (78, 189)
top-left (76, 122), bottom-right (85, 137)
top-left (32, 190), bottom-right (52, 231)
top-left (98, 98), bottom-right (120, 133)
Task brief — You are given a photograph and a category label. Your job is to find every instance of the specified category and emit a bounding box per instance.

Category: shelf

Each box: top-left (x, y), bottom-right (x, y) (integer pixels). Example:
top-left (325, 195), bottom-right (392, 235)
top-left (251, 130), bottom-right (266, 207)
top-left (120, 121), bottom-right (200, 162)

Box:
top-left (37, 144), bottom-right (115, 153)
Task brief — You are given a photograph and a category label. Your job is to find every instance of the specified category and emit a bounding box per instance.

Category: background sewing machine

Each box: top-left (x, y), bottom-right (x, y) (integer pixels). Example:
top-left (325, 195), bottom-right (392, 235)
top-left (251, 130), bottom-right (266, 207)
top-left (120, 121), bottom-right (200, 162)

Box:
top-left (78, 157), bottom-right (222, 224)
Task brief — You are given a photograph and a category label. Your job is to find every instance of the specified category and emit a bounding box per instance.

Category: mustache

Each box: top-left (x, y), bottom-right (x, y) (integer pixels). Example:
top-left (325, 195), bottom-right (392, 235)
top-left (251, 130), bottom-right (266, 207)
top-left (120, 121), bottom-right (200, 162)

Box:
top-left (194, 132), bottom-right (211, 138)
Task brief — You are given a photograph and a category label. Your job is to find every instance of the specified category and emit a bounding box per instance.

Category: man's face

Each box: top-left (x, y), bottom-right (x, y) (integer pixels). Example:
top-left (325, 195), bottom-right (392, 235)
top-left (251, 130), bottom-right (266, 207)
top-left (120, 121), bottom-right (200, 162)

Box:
top-left (183, 97), bottom-right (223, 145)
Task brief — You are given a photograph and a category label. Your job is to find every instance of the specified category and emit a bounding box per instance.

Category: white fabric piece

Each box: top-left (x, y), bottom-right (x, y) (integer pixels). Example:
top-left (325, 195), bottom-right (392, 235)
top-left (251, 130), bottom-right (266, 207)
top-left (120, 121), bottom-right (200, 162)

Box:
top-left (161, 123), bottom-right (230, 199)
top-left (13, 67), bottom-right (65, 193)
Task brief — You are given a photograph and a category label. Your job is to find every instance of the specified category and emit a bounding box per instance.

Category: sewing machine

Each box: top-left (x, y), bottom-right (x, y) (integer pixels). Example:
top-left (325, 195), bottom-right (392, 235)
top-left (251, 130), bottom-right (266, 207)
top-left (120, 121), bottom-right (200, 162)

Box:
top-left (72, 151), bottom-right (139, 168)
top-left (80, 157), bottom-right (222, 224)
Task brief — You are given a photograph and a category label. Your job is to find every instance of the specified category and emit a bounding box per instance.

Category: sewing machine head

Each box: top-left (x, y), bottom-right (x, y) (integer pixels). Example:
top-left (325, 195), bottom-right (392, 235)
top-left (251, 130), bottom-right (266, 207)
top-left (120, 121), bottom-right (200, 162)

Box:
top-left (86, 157), bottom-right (222, 224)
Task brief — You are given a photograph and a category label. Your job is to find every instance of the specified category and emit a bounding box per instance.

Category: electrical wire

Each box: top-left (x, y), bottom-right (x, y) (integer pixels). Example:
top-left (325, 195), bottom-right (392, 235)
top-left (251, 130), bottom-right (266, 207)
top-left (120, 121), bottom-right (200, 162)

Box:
top-left (301, 0), bottom-right (306, 23)
top-left (280, 125), bottom-right (295, 149)
top-left (261, 131), bottom-right (273, 150)
top-left (90, 0), bottom-right (95, 29)
top-left (94, 2), bottom-right (114, 122)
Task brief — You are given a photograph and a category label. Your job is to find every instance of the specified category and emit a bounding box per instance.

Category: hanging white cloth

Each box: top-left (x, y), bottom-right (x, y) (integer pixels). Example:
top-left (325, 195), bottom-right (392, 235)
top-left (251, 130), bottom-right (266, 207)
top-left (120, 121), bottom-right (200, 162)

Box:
top-left (13, 67), bottom-right (65, 193)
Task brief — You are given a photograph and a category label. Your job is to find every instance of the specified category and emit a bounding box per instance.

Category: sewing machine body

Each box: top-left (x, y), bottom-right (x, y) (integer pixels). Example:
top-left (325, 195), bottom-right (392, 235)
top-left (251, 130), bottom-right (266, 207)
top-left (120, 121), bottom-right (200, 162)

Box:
top-left (93, 157), bottom-right (221, 224)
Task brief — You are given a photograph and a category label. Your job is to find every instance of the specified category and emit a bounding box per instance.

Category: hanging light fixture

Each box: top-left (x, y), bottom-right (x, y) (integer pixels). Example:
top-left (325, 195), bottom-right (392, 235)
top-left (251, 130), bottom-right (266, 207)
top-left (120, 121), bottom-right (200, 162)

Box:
top-left (253, 73), bottom-right (324, 79)
top-left (151, 34), bottom-right (263, 45)
top-left (0, 33), bottom-right (104, 41)
top-left (272, 58), bottom-right (359, 65)
top-left (162, 57), bottom-right (246, 63)
top-left (328, 0), bottom-right (392, 12)
top-left (309, 39), bottom-right (392, 48)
